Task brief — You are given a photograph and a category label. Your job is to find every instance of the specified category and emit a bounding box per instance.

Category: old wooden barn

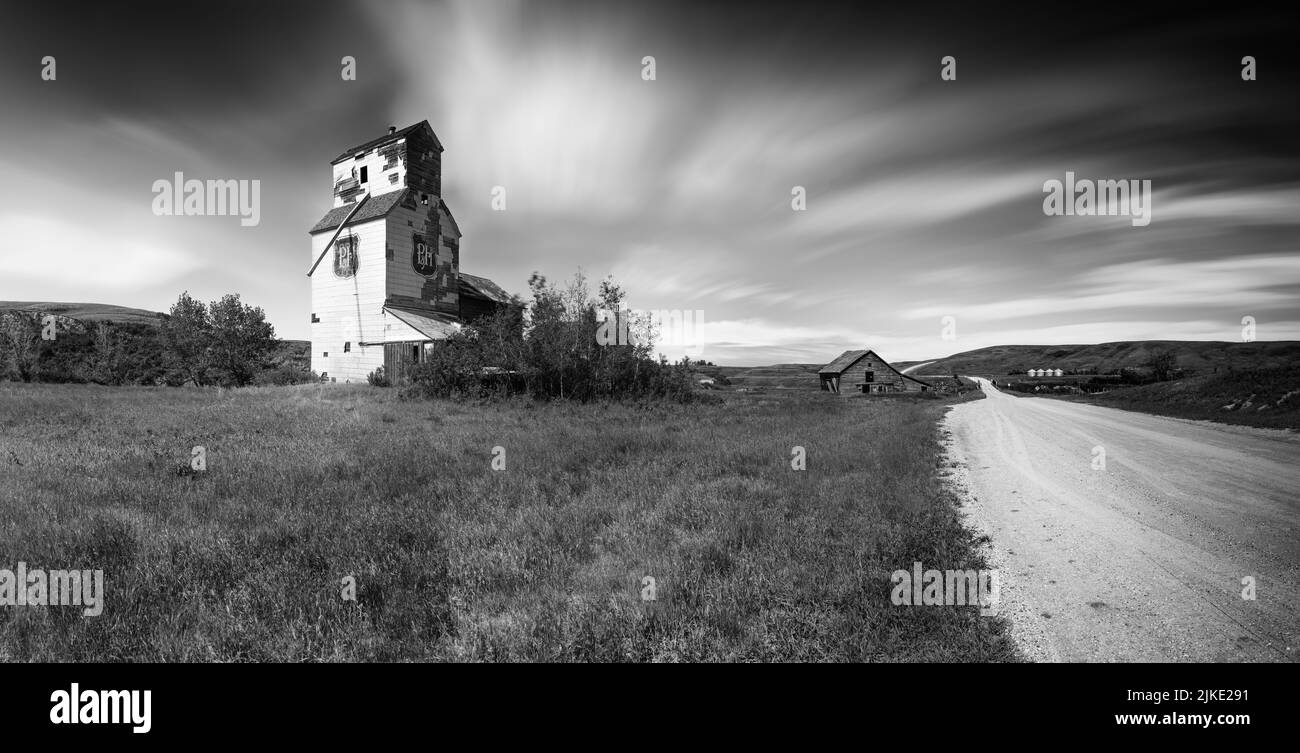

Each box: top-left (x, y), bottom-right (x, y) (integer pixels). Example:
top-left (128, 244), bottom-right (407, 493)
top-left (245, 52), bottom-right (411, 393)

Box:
top-left (307, 121), bottom-right (512, 383)
top-left (818, 349), bottom-right (931, 394)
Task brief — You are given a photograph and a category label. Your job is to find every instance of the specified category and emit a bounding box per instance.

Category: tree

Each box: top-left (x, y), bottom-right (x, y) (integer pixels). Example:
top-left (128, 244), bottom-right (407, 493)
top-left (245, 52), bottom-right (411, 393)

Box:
top-left (1146, 349), bottom-right (1178, 382)
top-left (207, 294), bottom-right (276, 387)
top-left (0, 312), bottom-right (41, 382)
top-left (160, 292), bottom-right (212, 386)
top-left (92, 321), bottom-right (120, 385)
top-left (160, 292), bottom-right (279, 387)
top-left (473, 300), bottom-right (526, 368)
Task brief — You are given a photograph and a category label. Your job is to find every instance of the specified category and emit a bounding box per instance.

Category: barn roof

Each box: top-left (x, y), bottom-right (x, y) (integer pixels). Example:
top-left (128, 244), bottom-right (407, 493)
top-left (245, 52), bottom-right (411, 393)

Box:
top-left (459, 273), bottom-right (513, 304)
top-left (818, 349), bottom-right (932, 386)
top-left (818, 350), bottom-right (869, 374)
top-left (329, 121), bottom-right (443, 164)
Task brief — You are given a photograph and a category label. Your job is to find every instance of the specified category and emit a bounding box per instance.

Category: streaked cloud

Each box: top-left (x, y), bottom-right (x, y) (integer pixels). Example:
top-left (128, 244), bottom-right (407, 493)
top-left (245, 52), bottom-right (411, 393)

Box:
top-left (0, 1), bottom-right (1295, 365)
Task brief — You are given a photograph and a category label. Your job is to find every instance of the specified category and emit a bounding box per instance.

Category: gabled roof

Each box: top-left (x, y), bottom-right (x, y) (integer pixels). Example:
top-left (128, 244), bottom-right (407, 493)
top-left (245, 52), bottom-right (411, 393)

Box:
top-left (818, 349), bottom-right (931, 386)
top-left (459, 273), bottom-right (513, 304)
top-left (819, 349), bottom-right (869, 374)
top-left (309, 190), bottom-right (408, 234)
top-left (330, 121), bottom-right (443, 165)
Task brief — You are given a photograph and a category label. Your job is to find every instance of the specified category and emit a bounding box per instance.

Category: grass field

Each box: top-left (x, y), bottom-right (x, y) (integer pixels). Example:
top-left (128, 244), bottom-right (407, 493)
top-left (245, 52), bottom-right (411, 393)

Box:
top-left (0, 383), bottom-right (1015, 662)
top-left (717, 363), bottom-right (822, 390)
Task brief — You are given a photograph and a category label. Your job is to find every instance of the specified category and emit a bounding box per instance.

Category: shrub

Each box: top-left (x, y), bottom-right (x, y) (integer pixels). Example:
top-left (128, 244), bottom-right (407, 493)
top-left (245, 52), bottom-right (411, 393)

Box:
top-left (160, 292), bottom-right (276, 387)
top-left (254, 365), bottom-right (315, 386)
top-left (405, 271), bottom-right (698, 403)
top-left (367, 366), bottom-right (391, 387)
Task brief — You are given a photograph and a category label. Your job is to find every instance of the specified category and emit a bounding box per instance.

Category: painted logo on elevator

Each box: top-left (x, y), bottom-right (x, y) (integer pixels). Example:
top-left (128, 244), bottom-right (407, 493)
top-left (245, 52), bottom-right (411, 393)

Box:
top-left (412, 233), bottom-right (438, 278)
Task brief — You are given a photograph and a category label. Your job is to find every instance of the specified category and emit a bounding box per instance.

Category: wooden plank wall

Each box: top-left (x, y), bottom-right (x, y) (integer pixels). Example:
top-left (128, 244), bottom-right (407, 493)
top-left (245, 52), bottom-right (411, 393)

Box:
top-left (403, 127), bottom-right (443, 198)
top-left (384, 342), bottom-right (422, 385)
top-left (836, 353), bottom-right (926, 393)
top-left (310, 220), bottom-right (387, 382)
top-left (387, 204), bottom-right (459, 317)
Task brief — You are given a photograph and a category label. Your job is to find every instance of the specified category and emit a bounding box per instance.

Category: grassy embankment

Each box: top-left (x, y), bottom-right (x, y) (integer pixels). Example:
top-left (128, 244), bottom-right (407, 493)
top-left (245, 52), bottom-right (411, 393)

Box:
top-left (1059, 367), bottom-right (1300, 431)
top-left (0, 383), bottom-right (1012, 661)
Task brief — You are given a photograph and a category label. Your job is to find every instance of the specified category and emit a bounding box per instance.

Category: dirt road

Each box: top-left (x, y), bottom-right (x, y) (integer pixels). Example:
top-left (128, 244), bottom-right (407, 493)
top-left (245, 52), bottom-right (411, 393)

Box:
top-left (944, 378), bottom-right (1299, 662)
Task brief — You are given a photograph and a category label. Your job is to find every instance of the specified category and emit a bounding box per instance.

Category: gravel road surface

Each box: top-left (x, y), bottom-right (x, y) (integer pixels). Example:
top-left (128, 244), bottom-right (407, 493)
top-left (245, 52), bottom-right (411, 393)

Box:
top-left (944, 378), bottom-right (1299, 662)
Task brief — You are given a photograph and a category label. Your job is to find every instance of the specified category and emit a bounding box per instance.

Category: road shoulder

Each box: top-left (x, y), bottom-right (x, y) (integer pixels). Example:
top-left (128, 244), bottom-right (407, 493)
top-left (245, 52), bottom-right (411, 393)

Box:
top-left (941, 402), bottom-right (1060, 663)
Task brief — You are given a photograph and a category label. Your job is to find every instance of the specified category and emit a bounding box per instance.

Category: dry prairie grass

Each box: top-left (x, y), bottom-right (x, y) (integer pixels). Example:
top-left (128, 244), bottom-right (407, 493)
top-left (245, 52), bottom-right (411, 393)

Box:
top-left (0, 382), bottom-right (1014, 662)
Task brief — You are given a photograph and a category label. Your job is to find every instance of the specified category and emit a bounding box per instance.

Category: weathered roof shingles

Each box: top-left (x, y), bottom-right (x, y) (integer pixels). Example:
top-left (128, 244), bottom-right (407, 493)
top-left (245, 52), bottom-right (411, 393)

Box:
top-left (818, 349), bottom-right (869, 374)
top-left (329, 121), bottom-right (442, 164)
top-left (459, 273), bottom-right (513, 304)
top-left (384, 303), bottom-right (462, 340)
top-left (308, 190), bottom-right (409, 234)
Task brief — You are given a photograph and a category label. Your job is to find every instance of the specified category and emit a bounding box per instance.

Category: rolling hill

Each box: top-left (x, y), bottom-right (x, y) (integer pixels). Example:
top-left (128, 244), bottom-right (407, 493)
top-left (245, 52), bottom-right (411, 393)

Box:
top-left (0, 301), bottom-right (165, 325)
top-left (715, 341), bottom-right (1300, 393)
top-left (903, 340), bottom-right (1300, 378)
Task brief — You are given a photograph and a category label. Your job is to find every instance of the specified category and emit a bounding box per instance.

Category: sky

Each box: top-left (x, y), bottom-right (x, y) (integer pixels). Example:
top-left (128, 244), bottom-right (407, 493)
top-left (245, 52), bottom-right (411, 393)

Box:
top-left (0, 0), bottom-right (1296, 365)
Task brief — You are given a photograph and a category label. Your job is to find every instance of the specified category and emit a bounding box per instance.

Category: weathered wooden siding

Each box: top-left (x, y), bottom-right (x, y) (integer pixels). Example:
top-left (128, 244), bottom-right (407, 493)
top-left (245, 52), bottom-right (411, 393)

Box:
top-left (379, 312), bottom-right (429, 343)
top-left (459, 293), bottom-right (498, 323)
top-left (331, 142), bottom-right (408, 207)
top-left (386, 199), bottom-right (460, 317)
top-left (383, 342), bottom-right (424, 385)
top-left (331, 125), bottom-right (442, 208)
top-left (402, 127), bottom-right (443, 198)
top-left (309, 217), bottom-right (387, 382)
top-left (836, 352), bottom-right (926, 393)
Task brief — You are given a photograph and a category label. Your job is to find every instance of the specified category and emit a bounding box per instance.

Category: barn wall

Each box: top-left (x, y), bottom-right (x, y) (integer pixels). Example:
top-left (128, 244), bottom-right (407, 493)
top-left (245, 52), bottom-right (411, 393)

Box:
top-left (836, 352), bottom-right (926, 393)
top-left (383, 342), bottom-right (425, 385)
top-left (386, 200), bottom-right (460, 316)
top-left (309, 217), bottom-right (387, 383)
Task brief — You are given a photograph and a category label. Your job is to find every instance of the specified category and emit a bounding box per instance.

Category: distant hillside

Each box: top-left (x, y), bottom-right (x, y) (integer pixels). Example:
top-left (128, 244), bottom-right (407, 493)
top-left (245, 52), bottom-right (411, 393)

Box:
top-left (270, 339), bottom-right (311, 371)
top-left (0, 301), bottom-right (164, 325)
top-left (907, 341), bottom-right (1300, 377)
top-left (717, 363), bottom-right (822, 390)
top-left (713, 341), bottom-right (1300, 393)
